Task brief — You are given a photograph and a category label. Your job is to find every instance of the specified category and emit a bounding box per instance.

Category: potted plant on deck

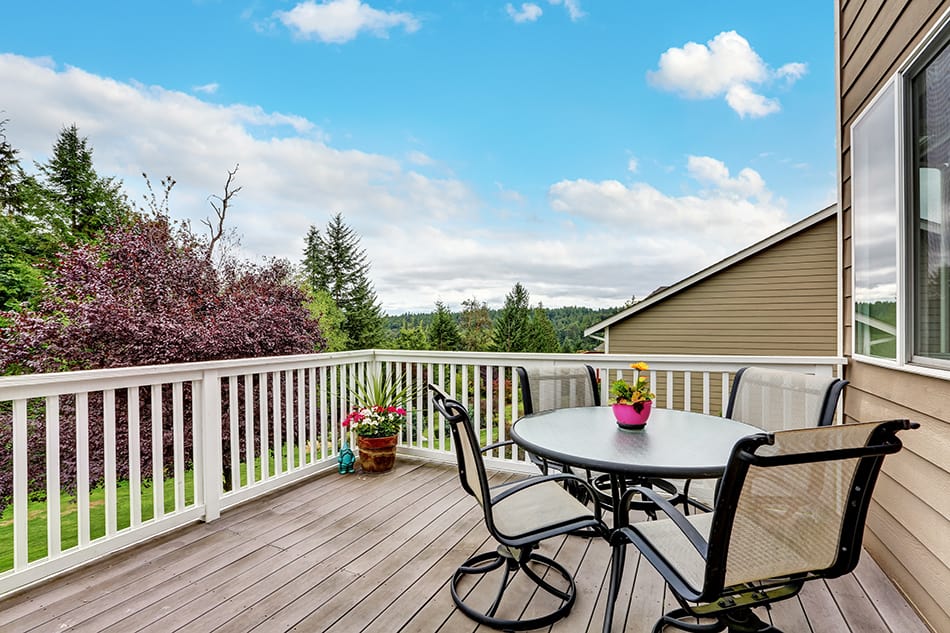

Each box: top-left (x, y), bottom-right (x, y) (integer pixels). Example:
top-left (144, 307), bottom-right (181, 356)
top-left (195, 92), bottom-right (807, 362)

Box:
top-left (343, 371), bottom-right (417, 473)
top-left (610, 362), bottom-right (655, 430)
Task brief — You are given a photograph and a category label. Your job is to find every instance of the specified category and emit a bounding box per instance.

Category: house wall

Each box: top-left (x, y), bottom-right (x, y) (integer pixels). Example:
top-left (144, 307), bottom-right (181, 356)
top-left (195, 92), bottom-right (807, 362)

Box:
top-left (605, 215), bottom-right (837, 413)
top-left (839, 2), bottom-right (950, 631)
top-left (606, 215), bottom-right (838, 357)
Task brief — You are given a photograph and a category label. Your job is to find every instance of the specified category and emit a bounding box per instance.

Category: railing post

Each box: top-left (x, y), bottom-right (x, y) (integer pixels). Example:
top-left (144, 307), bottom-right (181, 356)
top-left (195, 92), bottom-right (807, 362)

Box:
top-left (200, 369), bottom-right (223, 522)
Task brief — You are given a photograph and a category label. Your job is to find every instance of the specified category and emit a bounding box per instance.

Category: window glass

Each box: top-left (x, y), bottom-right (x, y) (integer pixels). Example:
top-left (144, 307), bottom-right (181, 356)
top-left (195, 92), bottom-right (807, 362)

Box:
top-left (912, 42), bottom-right (950, 362)
top-left (853, 82), bottom-right (898, 359)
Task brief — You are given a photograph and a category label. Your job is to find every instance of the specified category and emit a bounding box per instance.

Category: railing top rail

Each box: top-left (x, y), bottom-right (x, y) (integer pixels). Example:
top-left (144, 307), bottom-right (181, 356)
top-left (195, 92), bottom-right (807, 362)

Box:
top-left (0, 349), bottom-right (846, 400)
top-left (0, 350), bottom-right (375, 399)
top-left (371, 349), bottom-right (847, 367)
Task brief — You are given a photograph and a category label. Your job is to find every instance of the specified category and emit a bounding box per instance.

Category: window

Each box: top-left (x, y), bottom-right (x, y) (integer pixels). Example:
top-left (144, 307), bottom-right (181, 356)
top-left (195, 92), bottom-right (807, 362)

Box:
top-left (852, 82), bottom-right (898, 360)
top-left (852, 25), bottom-right (950, 370)
top-left (912, 41), bottom-right (950, 363)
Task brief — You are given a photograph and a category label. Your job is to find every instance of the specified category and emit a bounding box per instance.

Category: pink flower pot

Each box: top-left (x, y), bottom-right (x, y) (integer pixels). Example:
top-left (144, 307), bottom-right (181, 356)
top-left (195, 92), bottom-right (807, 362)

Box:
top-left (612, 401), bottom-right (652, 429)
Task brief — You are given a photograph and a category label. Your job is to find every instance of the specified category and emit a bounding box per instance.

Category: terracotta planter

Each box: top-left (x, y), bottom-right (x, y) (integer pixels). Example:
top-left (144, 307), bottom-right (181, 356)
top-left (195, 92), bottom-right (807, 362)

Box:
top-left (356, 434), bottom-right (398, 473)
top-left (612, 401), bottom-right (652, 430)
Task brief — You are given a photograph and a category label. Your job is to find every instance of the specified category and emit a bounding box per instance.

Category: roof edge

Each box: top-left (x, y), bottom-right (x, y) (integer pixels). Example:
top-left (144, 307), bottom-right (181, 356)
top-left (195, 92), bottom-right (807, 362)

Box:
top-left (584, 204), bottom-right (838, 337)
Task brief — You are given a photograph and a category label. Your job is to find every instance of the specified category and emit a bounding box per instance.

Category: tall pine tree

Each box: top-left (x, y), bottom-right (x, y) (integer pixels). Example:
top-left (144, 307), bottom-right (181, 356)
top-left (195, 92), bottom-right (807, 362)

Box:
top-left (428, 301), bottom-right (462, 351)
top-left (302, 213), bottom-right (384, 350)
top-left (527, 304), bottom-right (561, 353)
top-left (33, 124), bottom-right (130, 243)
top-left (492, 282), bottom-right (531, 352)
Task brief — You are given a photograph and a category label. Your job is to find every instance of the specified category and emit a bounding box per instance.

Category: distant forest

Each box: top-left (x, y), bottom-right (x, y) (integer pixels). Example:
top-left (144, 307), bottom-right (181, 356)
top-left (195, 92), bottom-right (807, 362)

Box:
top-left (385, 305), bottom-right (618, 353)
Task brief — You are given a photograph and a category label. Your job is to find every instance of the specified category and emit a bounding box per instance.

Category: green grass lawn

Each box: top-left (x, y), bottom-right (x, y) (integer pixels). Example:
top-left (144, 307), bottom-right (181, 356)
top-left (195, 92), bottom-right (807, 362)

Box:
top-left (0, 444), bottom-right (307, 573)
top-left (0, 470), bottom-right (195, 572)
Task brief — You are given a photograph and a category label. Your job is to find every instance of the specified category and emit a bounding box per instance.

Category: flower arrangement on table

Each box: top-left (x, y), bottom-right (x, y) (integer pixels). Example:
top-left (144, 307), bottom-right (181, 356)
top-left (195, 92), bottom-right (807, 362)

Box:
top-left (610, 361), bottom-right (655, 414)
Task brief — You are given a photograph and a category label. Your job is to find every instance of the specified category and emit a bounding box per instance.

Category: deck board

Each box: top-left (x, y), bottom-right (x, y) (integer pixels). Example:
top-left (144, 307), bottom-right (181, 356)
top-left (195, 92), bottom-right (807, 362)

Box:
top-left (0, 459), bottom-right (932, 633)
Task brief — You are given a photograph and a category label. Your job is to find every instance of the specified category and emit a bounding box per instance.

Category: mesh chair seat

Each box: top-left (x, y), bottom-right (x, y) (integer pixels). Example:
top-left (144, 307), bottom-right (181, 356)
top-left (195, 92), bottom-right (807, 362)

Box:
top-left (633, 512), bottom-right (713, 591)
top-left (491, 479), bottom-right (595, 539)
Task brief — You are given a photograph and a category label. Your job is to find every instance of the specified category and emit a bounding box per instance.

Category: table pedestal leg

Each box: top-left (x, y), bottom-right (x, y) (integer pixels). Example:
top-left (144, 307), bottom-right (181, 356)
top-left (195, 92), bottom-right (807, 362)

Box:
top-left (603, 473), bottom-right (628, 633)
top-left (603, 540), bottom-right (626, 633)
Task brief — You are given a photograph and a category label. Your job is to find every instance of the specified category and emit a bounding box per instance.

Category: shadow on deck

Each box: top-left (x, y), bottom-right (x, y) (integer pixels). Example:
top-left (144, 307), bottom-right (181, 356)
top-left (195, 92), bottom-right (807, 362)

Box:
top-left (0, 459), bottom-right (931, 633)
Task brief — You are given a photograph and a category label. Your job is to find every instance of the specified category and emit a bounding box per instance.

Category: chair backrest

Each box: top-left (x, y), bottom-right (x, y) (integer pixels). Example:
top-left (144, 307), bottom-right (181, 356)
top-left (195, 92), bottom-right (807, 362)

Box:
top-left (725, 367), bottom-right (848, 432)
top-left (429, 384), bottom-right (491, 509)
top-left (516, 365), bottom-right (600, 415)
top-left (704, 419), bottom-right (914, 597)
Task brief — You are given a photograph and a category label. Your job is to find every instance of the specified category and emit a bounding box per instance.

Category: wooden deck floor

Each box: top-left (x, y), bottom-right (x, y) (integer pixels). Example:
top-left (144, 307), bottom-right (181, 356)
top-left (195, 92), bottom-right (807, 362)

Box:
top-left (0, 459), bottom-right (931, 633)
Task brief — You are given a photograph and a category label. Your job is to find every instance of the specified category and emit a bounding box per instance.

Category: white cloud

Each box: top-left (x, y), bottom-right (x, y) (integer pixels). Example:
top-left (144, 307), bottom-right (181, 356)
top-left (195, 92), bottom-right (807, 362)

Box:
top-left (276, 0), bottom-right (420, 44)
top-left (724, 84), bottom-right (779, 118)
top-left (547, 0), bottom-right (585, 21)
top-left (546, 156), bottom-right (788, 293)
top-left (686, 155), bottom-right (769, 201)
top-left (776, 62), bottom-right (807, 83)
top-left (496, 182), bottom-right (525, 203)
top-left (506, 3), bottom-right (543, 23)
top-left (507, 0), bottom-right (584, 24)
top-left (647, 31), bottom-right (806, 118)
top-left (627, 157), bottom-right (638, 173)
top-left (193, 82), bottom-right (219, 95)
top-left (406, 150), bottom-right (433, 166)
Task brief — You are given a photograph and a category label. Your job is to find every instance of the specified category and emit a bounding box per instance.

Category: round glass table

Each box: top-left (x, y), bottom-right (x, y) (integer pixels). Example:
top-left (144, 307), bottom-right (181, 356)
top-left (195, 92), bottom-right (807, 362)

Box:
top-left (511, 405), bottom-right (761, 480)
top-left (511, 406), bottom-right (762, 633)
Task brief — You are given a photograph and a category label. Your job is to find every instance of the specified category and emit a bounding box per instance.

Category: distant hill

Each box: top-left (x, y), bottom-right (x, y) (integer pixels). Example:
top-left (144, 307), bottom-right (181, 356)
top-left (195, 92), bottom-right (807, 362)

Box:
top-left (384, 305), bottom-right (619, 352)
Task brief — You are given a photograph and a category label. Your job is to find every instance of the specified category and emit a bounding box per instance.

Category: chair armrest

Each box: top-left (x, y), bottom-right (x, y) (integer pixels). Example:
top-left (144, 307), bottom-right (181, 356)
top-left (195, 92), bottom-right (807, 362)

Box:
top-left (480, 439), bottom-right (514, 453)
top-left (619, 486), bottom-right (708, 558)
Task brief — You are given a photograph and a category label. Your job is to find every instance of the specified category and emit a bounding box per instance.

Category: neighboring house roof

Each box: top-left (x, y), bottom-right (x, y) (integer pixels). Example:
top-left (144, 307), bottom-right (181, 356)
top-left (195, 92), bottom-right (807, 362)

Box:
top-left (584, 204), bottom-right (838, 337)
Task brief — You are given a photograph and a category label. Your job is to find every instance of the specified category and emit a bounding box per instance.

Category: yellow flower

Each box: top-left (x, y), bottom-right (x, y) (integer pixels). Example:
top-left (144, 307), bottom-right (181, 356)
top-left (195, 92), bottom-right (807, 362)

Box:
top-left (630, 361), bottom-right (649, 371)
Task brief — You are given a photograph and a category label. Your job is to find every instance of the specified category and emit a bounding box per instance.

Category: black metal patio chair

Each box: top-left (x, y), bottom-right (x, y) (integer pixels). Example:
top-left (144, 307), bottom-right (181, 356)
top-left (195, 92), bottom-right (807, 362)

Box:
top-left (430, 384), bottom-right (608, 631)
top-left (682, 367), bottom-right (848, 512)
top-left (608, 418), bottom-right (916, 633)
top-left (515, 365), bottom-right (600, 499)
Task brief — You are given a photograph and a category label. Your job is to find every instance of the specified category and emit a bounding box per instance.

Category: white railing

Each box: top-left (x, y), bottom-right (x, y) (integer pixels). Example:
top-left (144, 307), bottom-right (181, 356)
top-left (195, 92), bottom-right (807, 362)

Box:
top-left (0, 350), bottom-right (844, 596)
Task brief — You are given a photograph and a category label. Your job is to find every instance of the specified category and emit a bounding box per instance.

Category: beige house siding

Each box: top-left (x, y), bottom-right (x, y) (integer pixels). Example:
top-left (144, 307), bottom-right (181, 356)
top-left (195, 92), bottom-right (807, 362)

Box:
top-left (604, 214), bottom-right (837, 414)
top-left (839, 2), bottom-right (950, 631)
top-left (606, 215), bottom-right (837, 356)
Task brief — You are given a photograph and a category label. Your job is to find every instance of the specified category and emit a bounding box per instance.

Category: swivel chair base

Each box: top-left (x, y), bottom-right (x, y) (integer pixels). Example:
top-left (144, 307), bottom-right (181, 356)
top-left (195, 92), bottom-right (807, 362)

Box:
top-left (451, 544), bottom-right (576, 631)
top-left (654, 606), bottom-right (780, 633)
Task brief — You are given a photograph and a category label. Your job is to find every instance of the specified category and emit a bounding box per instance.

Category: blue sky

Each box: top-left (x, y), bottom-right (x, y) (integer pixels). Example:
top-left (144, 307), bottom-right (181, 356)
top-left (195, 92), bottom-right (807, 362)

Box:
top-left (0, 1), bottom-right (836, 313)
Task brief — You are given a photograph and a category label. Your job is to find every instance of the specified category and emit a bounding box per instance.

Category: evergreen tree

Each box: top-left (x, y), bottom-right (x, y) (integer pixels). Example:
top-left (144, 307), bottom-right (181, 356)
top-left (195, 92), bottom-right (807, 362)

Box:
top-left (428, 301), bottom-right (462, 351)
top-left (459, 297), bottom-right (493, 351)
top-left (392, 322), bottom-right (429, 350)
top-left (302, 213), bottom-right (384, 350)
top-left (492, 282), bottom-right (531, 352)
top-left (346, 277), bottom-right (385, 349)
top-left (0, 118), bottom-right (20, 215)
top-left (34, 124), bottom-right (130, 243)
top-left (527, 304), bottom-right (560, 353)
top-left (0, 120), bottom-right (49, 309)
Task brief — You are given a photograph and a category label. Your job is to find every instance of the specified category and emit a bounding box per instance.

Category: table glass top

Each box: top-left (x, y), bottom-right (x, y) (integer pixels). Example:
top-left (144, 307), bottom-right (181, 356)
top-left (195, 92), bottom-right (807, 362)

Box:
top-left (511, 406), bottom-right (762, 478)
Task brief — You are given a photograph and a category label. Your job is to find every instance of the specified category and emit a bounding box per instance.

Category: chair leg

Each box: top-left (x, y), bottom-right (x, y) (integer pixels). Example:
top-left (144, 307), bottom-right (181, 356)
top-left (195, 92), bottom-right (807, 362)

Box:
top-left (451, 545), bottom-right (577, 631)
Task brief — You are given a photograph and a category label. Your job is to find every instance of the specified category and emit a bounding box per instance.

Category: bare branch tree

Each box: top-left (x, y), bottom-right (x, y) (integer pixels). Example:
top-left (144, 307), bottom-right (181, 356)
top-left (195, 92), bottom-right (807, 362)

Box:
top-left (204, 163), bottom-right (242, 260)
top-left (138, 173), bottom-right (176, 217)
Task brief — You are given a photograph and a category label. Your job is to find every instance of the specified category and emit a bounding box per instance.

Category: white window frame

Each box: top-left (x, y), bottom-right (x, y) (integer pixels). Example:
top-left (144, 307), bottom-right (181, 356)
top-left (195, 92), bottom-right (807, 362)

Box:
top-left (850, 7), bottom-right (950, 377)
